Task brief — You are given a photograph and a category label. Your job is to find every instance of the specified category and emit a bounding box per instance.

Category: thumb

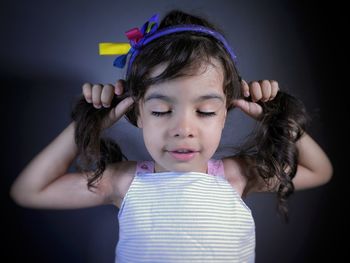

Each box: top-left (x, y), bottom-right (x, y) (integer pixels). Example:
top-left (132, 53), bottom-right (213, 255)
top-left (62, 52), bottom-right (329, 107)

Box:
top-left (104, 97), bottom-right (134, 128)
top-left (232, 99), bottom-right (263, 120)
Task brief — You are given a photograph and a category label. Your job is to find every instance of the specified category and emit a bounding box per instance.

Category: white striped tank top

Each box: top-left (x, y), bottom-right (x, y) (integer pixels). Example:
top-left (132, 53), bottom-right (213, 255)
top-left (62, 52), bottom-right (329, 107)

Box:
top-left (116, 159), bottom-right (255, 262)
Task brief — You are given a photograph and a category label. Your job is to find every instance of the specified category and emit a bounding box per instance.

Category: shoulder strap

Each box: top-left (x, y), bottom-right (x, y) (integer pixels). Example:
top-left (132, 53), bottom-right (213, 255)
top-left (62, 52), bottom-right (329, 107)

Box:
top-left (207, 159), bottom-right (225, 177)
top-left (136, 161), bottom-right (154, 174)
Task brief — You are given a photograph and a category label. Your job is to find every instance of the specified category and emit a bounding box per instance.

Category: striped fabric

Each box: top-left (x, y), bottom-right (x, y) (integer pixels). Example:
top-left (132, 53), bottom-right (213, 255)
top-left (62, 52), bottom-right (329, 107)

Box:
top-left (116, 159), bottom-right (255, 262)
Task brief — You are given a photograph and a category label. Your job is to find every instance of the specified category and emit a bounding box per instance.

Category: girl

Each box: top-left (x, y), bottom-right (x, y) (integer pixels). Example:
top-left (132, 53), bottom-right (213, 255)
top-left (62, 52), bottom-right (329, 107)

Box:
top-left (10, 10), bottom-right (332, 262)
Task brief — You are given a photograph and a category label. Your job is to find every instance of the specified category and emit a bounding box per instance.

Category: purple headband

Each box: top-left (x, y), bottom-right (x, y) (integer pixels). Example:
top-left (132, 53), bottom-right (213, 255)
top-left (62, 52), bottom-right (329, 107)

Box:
top-left (106, 14), bottom-right (238, 76)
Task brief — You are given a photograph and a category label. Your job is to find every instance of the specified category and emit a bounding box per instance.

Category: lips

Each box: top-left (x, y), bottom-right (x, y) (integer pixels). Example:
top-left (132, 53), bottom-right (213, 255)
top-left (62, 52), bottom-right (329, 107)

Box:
top-left (167, 148), bottom-right (199, 161)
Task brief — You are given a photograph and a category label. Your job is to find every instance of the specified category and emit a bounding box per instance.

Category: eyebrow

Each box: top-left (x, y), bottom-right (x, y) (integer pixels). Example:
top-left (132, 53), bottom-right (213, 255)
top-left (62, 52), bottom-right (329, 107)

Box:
top-left (145, 93), bottom-right (174, 103)
top-left (197, 94), bottom-right (225, 102)
top-left (144, 93), bottom-right (225, 103)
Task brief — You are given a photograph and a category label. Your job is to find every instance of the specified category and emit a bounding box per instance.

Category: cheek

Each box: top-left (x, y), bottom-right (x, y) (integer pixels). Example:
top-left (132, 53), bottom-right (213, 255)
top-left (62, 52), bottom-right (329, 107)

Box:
top-left (211, 111), bottom-right (227, 130)
top-left (142, 120), bottom-right (161, 140)
top-left (206, 114), bottom-right (226, 143)
top-left (203, 119), bottom-right (224, 142)
top-left (142, 128), bottom-right (163, 159)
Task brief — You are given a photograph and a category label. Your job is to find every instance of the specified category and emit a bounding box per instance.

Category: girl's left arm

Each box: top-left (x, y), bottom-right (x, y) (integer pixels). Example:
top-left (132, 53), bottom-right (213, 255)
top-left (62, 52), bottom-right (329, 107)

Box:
top-left (232, 80), bottom-right (333, 192)
top-left (292, 132), bottom-right (333, 190)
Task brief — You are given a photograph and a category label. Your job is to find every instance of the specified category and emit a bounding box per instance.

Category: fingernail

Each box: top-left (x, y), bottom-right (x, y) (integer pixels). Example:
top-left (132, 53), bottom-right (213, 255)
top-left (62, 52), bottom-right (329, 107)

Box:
top-left (102, 103), bottom-right (110, 108)
top-left (125, 97), bottom-right (134, 105)
top-left (94, 104), bottom-right (102, 109)
top-left (115, 87), bottom-right (121, 95)
top-left (244, 91), bottom-right (250, 97)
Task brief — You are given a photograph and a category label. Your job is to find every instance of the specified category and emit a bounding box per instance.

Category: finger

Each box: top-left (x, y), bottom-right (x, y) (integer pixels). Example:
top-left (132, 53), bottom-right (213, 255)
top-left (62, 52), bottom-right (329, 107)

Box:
top-left (259, 80), bottom-right (272, 102)
top-left (109, 97), bottom-right (134, 123)
top-left (269, 80), bottom-right (279, 100)
top-left (249, 81), bottom-right (262, 102)
top-left (232, 99), bottom-right (263, 120)
top-left (241, 79), bottom-right (250, 97)
top-left (82, 83), bottom-right (92, 103)
top-left (115, 79), bottom-right (125, 95)
top-left (92, 84), bottom-right (103, 108)
top-left (101, 84), bottom-right (114, 107)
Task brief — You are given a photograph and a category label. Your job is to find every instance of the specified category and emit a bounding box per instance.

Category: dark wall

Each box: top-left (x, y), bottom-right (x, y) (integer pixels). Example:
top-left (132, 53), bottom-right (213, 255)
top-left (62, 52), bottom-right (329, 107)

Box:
top-left (1, 0), bottom-right (344, 262)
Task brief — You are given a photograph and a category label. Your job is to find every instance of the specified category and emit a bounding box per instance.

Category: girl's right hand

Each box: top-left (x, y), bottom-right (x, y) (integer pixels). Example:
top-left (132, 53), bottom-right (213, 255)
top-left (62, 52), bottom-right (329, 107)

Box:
top-left (82, 80), bottom-right (134, 129)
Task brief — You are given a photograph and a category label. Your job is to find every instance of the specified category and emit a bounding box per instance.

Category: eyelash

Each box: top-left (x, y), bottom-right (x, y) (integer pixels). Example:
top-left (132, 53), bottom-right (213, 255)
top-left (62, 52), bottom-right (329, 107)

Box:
top-left (151, 111), bottom-right (170, 117)
top-left (151, 111), bottom-right (216, 117)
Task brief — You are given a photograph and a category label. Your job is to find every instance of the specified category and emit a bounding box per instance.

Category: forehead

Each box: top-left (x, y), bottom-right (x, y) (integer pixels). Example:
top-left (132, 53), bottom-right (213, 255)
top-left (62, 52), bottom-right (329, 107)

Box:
top-left (146, 60), bottom-right (224, 96)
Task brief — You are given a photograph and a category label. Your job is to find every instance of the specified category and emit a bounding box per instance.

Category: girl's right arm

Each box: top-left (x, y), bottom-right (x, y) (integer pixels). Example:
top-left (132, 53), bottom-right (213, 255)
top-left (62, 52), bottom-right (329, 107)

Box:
top-left (10, 82), bottom-right (134, 209)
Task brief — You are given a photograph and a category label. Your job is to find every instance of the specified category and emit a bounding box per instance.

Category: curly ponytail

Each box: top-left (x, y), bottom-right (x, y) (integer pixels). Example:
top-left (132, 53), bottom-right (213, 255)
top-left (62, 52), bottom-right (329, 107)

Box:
top-left (71, 95), bottom-right (128, 188)
top-left (237, 91), bottom-right (309, 221)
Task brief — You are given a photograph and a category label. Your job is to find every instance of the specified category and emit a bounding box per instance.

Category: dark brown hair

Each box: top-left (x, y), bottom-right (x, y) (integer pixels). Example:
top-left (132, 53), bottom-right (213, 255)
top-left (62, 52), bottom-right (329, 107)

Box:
top-left (71, 10), bottom-right (308, 221)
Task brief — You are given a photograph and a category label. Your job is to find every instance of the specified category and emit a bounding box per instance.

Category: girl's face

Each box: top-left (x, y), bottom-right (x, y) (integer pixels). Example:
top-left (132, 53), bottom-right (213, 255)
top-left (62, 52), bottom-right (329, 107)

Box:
top-left (137, 60), bottom-right (227, 173)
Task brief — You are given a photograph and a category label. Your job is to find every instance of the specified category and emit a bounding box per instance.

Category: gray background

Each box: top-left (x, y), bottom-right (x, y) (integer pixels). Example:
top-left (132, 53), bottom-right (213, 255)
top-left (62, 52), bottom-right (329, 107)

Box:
top-left (1, 0), bottom-right (344, 262)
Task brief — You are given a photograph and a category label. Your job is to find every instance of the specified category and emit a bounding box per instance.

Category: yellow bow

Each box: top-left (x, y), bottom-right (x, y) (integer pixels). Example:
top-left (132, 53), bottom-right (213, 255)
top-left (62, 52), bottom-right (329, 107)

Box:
top-left (99, 43), bottom-right (131, 55)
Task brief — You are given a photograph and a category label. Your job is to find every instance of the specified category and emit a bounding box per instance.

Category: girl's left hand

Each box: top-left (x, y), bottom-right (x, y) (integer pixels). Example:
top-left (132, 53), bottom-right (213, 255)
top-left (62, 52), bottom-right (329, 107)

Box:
top-left (231, 79), bottom-right (279, 120)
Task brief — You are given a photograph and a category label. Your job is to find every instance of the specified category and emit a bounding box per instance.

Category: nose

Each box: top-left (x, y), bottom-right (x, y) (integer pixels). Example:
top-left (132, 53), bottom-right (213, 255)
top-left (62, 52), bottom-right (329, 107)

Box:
top-left (169, 111), bottom-right (197, 138)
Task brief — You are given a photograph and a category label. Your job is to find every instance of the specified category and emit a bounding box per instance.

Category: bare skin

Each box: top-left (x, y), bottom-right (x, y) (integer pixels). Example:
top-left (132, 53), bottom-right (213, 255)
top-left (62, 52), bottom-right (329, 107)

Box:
top-left (10, 76), bottom-right (333, 209)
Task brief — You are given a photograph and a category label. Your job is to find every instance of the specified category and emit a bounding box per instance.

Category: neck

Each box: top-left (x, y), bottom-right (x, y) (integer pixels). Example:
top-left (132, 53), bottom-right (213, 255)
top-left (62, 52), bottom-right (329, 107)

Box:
top-left (154, 161), bottom-right (208, 174)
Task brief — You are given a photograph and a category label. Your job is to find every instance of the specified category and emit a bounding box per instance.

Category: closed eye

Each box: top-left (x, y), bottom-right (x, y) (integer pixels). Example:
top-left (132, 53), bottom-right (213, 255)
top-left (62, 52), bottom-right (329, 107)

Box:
top-left (151, 111), bottom-right (172, 117)
top-left (197, 111), bottom-right (216, 117)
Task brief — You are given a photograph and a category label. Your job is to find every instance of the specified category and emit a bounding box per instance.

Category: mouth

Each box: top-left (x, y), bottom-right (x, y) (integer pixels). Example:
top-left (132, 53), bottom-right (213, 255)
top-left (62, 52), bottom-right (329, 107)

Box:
top-left (167, 148), bottom-right (199, 161)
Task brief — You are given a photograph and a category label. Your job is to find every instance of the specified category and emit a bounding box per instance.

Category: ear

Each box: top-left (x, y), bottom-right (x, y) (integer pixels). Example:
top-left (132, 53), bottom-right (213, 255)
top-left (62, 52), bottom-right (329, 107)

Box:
top-left (137, 115), bottom-right (143, 128)
top-left (222, 109), bottom-right (227, 129)
top-left (134, 101), bottom-right (143, 128)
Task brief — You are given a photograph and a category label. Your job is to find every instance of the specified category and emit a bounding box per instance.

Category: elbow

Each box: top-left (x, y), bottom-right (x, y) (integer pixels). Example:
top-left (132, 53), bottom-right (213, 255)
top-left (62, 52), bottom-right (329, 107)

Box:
top-left (10, 186), bottom-right (23, 207)
top-left (9, 184), bottom-right (27, 207)
top-left (315, 153), bottom-right (334, 187)
top-left (317, 159), bottom-right (334, 187)
top-left (9, 181), bottom-right (35, 208)
top-left (324, 161), bottom-right (334, 185)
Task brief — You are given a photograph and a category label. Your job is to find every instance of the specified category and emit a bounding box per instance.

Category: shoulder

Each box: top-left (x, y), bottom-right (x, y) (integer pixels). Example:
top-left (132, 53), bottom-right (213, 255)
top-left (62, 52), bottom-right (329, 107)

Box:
top-left (103, 161), bottom-right (137, 207)
top-left (222, 157), bottom-right (249, 196)
top-left (222, 156), bottom-right (279, 195)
